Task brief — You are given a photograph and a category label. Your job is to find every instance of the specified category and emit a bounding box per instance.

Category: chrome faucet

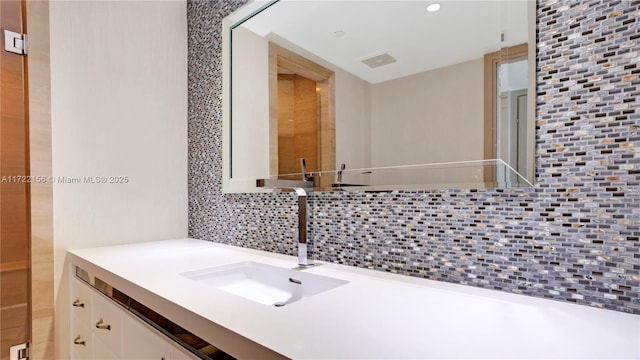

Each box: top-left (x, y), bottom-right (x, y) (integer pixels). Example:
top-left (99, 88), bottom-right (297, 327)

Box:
top-left (256, 178), bottom-right (315, 267)
top-left (292, 187), bottom-right (313, 267)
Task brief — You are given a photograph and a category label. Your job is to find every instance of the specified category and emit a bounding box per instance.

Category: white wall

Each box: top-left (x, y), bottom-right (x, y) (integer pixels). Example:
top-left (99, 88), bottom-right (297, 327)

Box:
top-left (49, 1), bottom-right (188, 357)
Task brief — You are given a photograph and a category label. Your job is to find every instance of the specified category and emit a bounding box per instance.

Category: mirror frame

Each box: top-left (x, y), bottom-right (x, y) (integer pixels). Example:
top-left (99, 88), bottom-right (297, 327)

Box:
top-left (222, 1), bottom-right (275, 193)
top-left (222, 0), bottom-right (537, 194)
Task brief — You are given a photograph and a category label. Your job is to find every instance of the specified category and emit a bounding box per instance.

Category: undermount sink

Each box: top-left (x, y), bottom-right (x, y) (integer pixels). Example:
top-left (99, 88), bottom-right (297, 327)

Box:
top-left (181, 262), bottom-right (348, 307)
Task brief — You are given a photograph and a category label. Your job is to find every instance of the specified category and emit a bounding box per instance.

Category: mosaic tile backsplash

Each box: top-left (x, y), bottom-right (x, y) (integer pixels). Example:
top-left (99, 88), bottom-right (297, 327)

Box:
top-left (187, 0), bottom-right (640, 314)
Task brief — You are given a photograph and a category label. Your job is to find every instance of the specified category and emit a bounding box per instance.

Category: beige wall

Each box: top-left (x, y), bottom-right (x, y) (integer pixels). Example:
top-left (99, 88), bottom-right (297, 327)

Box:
top-left (335, 69), bottom-right (372, 172)
top-left (48, 1), bottom-right (189, 357)
top-left (370, 58), bottom-right (485, 168)
top-left (367, 58), bottom-right (485, 186)
top-left (231, 27), bottom-right (485, 186)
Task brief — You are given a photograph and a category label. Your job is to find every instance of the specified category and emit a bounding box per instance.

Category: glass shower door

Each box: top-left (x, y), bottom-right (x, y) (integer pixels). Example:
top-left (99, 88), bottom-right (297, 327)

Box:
top-left (1, 1), bottom-right (31, 359)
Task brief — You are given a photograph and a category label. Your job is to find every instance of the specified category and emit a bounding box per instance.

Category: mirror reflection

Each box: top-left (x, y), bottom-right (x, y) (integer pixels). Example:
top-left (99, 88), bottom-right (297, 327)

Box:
top-left (225, 0), bottom-right (535, 192)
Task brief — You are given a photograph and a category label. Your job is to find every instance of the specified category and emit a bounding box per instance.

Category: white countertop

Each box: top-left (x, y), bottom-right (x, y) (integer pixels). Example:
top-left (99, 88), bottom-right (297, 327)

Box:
top-left (67, 238), bottom-right (640, 359)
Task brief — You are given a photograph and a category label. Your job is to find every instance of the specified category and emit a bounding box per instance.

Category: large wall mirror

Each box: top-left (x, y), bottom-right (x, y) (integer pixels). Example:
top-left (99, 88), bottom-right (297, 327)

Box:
top-left (222, 0), bottom-right (536, 193)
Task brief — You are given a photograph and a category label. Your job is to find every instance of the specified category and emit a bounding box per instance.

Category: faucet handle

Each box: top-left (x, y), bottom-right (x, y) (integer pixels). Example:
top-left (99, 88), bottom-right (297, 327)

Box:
top-left (337, 163), bottom-right (346, 183)
top-left (300, 158), bottom-right (316, 181)
top-left (300, 158), bottom-right (307, 181)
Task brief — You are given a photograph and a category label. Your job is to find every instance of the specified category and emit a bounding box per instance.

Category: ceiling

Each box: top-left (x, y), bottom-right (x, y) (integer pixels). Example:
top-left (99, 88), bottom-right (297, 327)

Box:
top-left (241, 0), bottom-right (531, 84)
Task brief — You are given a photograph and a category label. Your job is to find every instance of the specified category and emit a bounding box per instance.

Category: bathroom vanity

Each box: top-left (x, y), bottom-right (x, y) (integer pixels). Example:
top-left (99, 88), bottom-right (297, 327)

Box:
top-left (67, 239), bottom-right (639, 360)
top-left (69, 275), bottom-right (203, 360)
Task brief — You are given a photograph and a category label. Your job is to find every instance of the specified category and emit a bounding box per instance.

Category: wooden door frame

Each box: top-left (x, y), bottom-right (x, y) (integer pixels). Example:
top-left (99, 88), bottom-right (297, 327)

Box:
top-left (509, 88), bottom-right (528, 176)
top-left (483, 43), bottom-right (528, 182)
top-left (268, 42), bottom-right (335, 185)
top-left (26, 1), bottom-right (55, 358)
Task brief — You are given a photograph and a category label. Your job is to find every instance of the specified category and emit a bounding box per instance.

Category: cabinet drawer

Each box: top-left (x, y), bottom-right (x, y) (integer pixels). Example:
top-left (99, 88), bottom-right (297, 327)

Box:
top-left (93, 335), bottom-right (119, 360)
top-left (91, 291), bottom-right (123, 355)
top-left (71, 278), bottom-right (92, 325)
top-left (70, 320), bottom-right (92, 360)
top-left (122, 312), bottom-right (173, 360)
top-left (71, 264), bottom-right (236, 360)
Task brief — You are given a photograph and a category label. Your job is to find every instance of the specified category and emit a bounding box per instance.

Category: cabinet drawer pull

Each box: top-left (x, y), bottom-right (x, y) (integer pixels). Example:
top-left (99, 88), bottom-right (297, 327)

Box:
top-left (73, 335), bottom-right (86, 346)
top-left (72, 299), bottom-right (85, 307)
top-left (95, 318), bottom-right (111, 330)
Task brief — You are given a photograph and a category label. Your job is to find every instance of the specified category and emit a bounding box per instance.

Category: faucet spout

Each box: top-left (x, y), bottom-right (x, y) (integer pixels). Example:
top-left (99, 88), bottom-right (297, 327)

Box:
top-left (294, 188), bottom-right (313, 267)
top-left (256, 179), bottom-right (314, 267)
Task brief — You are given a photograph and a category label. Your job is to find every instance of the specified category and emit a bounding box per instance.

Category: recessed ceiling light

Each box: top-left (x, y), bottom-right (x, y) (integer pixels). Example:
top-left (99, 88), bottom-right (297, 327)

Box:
top-left (333, 30), bottom-right (346, 38)
top-left (426, 3), bottom-right (441, 12)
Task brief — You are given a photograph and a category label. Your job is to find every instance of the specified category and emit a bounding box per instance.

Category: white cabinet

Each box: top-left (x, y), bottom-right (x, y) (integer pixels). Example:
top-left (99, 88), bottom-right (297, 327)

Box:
top-left (71, 278), bottom-right (199, 360)
top-left (92, 292), bottom-right (123, 357)
top-left (71, 321), bottom-right (92, 360)
top-left (93, 336), bottom-right (119, 360)
top-left (70, 278), bottom-right (95, 360)
top-left (121, 312), bottom-right (201, 360)
top-left (122, 312), bottom-right (173, 359)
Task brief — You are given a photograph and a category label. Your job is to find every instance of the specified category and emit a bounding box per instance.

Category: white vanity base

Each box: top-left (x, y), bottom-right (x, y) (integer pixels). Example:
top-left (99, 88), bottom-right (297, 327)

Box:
top-left (67, 238), bottom-right (640, 359)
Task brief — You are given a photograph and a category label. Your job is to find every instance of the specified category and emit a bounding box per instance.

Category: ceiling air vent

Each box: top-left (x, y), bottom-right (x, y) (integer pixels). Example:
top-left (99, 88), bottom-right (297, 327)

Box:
top-left (361, 53), bottom-right (397, 69)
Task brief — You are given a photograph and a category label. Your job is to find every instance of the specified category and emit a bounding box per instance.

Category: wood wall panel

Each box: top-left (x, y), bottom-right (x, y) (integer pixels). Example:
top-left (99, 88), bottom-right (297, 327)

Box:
top-left (277, 75), bottom-right (295, 175)
top-left (26, 0), bottom-right (54, 357)
top-left (293, 75), bottom-right (319, 172)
